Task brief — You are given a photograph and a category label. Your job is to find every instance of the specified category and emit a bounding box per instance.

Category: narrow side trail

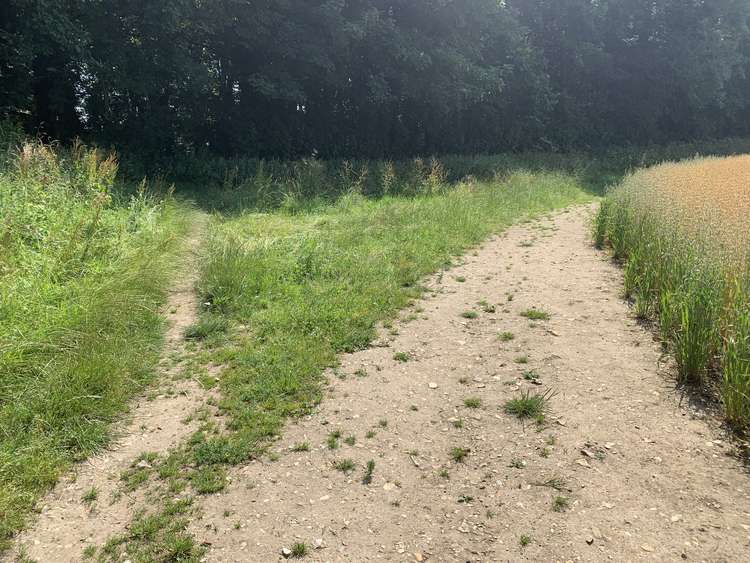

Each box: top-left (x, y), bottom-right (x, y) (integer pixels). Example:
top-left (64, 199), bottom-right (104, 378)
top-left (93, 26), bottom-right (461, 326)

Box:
top-left (191, 205), bottom-right (750, 562)
top-left (11, 213), bottom-right (212, 562)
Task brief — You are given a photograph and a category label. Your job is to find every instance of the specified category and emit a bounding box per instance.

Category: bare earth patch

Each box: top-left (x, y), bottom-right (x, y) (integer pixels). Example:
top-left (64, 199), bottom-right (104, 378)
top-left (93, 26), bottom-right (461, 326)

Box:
top-left (10, 217), bottom-right (212, 562)
top-left (188, 205), bottom-right (750, 562)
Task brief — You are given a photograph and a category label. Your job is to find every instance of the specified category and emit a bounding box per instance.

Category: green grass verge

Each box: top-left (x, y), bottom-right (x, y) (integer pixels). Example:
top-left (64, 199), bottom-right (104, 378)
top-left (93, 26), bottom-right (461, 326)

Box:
top-left (0, 142), bottom-right (194, 549)
top-left (192, 172), bottom-right (589, 464)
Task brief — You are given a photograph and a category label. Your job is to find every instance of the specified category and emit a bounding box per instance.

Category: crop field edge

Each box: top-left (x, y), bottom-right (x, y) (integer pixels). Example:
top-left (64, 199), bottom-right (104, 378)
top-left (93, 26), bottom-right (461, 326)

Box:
top-left (595, 156), bottom-right (750, 435)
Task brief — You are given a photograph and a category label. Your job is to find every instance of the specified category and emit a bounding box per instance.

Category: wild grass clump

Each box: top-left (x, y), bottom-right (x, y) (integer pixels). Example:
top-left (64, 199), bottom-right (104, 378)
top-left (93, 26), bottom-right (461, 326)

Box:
top-left (596, 155), bottom-right (750, 430)
top-left (504, 389), bottom-right (553, 420)
top-left (97, 499), bottom-right (202, 561)
top-left (184, 315), bottom-right (229, 341)
top-left (0, 138), bottom-right (191, 547)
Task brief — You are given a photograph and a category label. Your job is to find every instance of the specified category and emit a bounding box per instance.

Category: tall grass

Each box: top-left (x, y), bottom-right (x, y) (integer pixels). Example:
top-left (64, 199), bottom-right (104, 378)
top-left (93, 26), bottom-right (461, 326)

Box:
top-left (189, 172), bottom-right (589, 465)
top-left (0, 138), bottom-right (191, 547)
top-left (120, 136), bottom-right (750, 209)
top-left (597, 156), bottom-right (750, 430)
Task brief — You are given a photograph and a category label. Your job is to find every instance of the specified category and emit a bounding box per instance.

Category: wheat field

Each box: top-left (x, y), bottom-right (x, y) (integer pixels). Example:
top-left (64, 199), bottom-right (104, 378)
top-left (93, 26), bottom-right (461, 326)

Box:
top-left (596, 156), bottom-right (750, 429)
top-left (647, 156), bottom-right (750, 266)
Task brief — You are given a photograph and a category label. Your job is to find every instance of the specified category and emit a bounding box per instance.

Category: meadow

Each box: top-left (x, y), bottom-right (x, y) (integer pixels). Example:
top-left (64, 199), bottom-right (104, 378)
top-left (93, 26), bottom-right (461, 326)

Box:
top-left (191, 172), bottom-right (590, 461)
top-left (596, 156), bottom-right (750, 428)
top-left (0, 128), bottom-right (592, 553)
top-left (120, 136), bottom-right (750, 209)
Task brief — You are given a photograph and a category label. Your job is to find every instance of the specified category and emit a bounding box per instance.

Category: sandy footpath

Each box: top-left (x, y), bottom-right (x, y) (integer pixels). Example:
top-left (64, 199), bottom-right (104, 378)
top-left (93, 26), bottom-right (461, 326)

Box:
top-left (190, 204), bottom-right (750, 562)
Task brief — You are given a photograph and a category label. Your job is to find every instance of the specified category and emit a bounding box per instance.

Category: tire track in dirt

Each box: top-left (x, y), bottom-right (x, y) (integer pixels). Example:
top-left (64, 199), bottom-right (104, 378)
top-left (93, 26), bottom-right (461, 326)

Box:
top-left (10, 213), bottom-right (214, 562)
top-left (187, 204), bottom-right (750, 562)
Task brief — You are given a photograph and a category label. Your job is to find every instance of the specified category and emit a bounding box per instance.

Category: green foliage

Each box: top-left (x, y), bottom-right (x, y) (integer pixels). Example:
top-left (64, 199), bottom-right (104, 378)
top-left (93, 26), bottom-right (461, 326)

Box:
top-left (190, 466), bottom-right (226, 495)
top-left (127, 137), bottom-right (750, 211)
top-left (362, 460), bottom-right (376, 485)
top-left (291, 542), bottom-right (307, 558)
top-left (450, 447), bottom-right (470, 463)
top-left (504, 390), bottom-right (554, 420)
top-left (333, 459), bottom-right (356, 473)
top-left (184, 315), bottom-right (229, 342)
top-left (393, 352), bottom-right (411, 363)
top-left (724, 300), bottom-right (750, 429)
top-left (99, 500), bottom-right (203, 562)
top-left (0, 141), bottom-right (192, 548)
top-left (520, 309), bottom-right (550, 321)
top-left (552, 495), bottom-right (570, 513)
top-left (464, 398), bottom-right (482, 409)
top-left (509, 0), bottom-right (750, 147)
top-left (5, 1), bottom-right (750, 157)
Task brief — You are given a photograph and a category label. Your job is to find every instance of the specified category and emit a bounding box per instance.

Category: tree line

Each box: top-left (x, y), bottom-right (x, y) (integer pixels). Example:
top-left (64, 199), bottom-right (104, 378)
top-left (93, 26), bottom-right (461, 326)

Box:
top-left (3, 0), bottom-right (750, 159)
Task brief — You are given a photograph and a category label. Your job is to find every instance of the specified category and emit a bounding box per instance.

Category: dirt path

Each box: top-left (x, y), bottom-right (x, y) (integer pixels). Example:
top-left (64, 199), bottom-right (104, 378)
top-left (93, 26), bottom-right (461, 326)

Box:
top-left (188, 204), bottom-right (750, 562)
top-left (10, 214), bottom-right (212, 562)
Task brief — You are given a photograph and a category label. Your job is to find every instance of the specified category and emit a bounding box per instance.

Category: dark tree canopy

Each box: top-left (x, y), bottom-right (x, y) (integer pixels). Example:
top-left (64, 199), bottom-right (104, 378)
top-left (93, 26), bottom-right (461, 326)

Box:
top-left (2, 0), bottom-right (750, 158)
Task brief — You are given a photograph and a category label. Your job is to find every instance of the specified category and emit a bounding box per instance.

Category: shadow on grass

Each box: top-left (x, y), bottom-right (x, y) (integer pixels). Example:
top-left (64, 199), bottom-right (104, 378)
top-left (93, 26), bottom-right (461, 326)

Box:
top-left (119, 136), bottom-right (750, 216)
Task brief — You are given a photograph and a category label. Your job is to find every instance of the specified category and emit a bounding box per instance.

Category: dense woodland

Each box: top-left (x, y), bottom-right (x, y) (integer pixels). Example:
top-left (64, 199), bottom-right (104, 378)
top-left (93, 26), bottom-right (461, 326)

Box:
top-left (3, 0), bottom-right (750, 158)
